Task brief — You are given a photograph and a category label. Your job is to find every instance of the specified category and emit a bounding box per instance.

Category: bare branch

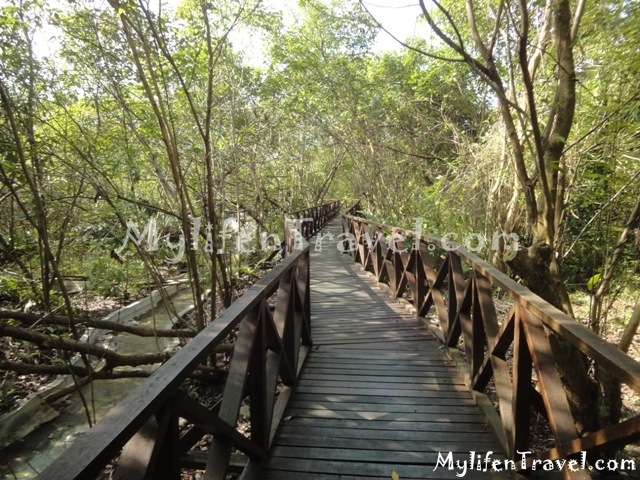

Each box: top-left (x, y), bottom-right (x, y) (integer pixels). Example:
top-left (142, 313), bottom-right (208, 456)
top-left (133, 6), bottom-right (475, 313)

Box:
top-left (563, 170), bottom-right (640, 258)
top-left (465, 0), bottom-right (490, 59)
top-left (488, 0), bottom-right (505, 54)
top-left (431, 0), bottom-right (467, 49)
top-left (571, 0), bottom-right (587, 42)
top-left (517, 0), bottom-right (550, 217)
top-left (0, 310), bottom-right (198, 337)
top-left (528, 0), bottom-right (552, 80)
top-left (358, 0), bottom-right (465, 63)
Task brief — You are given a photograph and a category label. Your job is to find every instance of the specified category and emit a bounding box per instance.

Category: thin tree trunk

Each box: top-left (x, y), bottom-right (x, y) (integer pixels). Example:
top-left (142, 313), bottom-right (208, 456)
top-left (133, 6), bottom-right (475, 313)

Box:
top-left (618, 299), bottom-right (640, 354)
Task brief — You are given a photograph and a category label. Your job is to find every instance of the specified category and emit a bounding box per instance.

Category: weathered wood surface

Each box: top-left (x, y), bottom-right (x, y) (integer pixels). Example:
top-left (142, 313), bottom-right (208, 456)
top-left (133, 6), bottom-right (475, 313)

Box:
top-left (341, 213), bottom-right (640, 477)
top-left (260, 220), bottom-right (507, 479)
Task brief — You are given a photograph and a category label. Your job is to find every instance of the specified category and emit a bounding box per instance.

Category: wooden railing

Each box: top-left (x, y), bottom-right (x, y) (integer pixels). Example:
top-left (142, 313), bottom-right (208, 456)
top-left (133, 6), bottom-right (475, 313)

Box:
top-left (342, 213), bottom-right (640, 478)
top-left (36, 202), bottom-right (338, 480)
top-left (284, 200), bottom-right (340, 253)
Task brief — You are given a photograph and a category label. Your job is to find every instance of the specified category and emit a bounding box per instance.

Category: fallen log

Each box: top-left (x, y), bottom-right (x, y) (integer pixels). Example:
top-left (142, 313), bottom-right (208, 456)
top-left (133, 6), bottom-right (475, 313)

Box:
top-left (0, 322), bottom-right (235, 370)
top-left (0, 360), bottom-right (228, 379)
top-left (0, 310), bottom-right (197, 337)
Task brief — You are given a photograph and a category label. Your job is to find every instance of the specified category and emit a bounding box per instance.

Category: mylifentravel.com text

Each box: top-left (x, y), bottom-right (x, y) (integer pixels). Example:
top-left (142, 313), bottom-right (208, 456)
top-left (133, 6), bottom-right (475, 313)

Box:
top-left (117, 217), bottom-right (521, 264)
top-left (433, 451), bottom-right (636, 477)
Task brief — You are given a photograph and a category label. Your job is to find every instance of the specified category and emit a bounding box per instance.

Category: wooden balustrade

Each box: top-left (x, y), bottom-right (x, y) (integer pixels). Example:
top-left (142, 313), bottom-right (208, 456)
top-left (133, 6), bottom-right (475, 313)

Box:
top-left (342, 213), bottom-right (640, 478)
top-left (37, 246), bottom-right (310, 480)
top-left (284, 200), bottom-right (340, 253)
top-left (36, 200), bottom-right (339, 480)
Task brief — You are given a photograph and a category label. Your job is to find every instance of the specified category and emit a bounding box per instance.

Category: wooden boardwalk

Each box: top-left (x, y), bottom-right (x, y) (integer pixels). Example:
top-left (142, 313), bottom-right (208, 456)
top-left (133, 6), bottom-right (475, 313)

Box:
top-left (260, 220), bottom-right (507, 479)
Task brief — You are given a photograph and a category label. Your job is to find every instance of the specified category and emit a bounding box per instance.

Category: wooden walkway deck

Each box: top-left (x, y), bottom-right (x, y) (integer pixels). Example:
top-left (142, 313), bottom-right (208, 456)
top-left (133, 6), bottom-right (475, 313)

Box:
top-left (260, 219), bottom-right (507, 479)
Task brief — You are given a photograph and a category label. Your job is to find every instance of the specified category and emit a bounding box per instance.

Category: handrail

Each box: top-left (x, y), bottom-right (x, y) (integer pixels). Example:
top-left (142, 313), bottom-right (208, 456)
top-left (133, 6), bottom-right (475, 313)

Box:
top-left (38, 247), bottom-right (310, 480)
top-left (342, 199), bottom-right (361, 217)
top-left (283, 200), bottom-right (340, 253)
top-left (37, 202), bottom-right (337, 480)
top-left (342, 213), bottom-right (640, 477)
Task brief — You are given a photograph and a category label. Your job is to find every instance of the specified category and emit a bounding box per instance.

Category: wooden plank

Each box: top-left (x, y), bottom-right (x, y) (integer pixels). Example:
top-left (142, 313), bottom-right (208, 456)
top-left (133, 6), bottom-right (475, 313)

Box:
top-left (307, 349), bottom-right (445, 360)
top-left (310, 303), bottom-right (413, 310)
top-left (447, 253), bottom-right (465, 342)
top-left (294, 385), bottom-right (472, 398)
top-left (262, 457), bottom-right (507, 479)
top-left (257, 219), bottom-right (511, 480)
top-left (299, 371), bottom-right (463, 382)
top-left (269, 386), bottom-right (293, 446)
top-left (216, 314), bottom-right (258, 424)
top-left (298, 376), bottom-right (466, 387)
top-left (301, 365), bottom-right (459, 376)
top-left (181, 451), bottom-right (247, 471)
top-left (303, 360), bottom-right (455, 371)
top-left (312, 340), bottom-right (433, 350)
top-left (288, 393), bottom-right (478, 406)
top-left (418, 246), bottom-right (448, 323)
top-left (177, 391), bottom-right (265, 460)
top-left (296, 249), bottom-right (311, 334)
top-left (275, 271), bottom-right (296, 385)
top-left (286, 400), bottom-right (481, 414)
top-left (310, 341), bottom-right (438, 349)
top-left (311, 323), bottom-right (425, 334)
top-left (260, 472), bottom-right (340, 480)
top-left (282, 416), bottom-right (491, 432)
top-left (310, 332), bottom-right (432, 344)
top-left (470, 274), bottom-right (488, 380)
top-left (537, 414), bottom-right (640, 458)
top-left (282, 408), bottom-right (487, 423)
top-left (248, 311), bottom-right (269, 449)
top-left (273, 433), bottom-right (500, 453)
top-left (512, 308), bottom-right (532, 455)
top-left (305, 357), bottom-right (456, 367)
top-left (269, 445), bottom-right (491, 465)
top-left (278, 423), bottom-right (500, 440)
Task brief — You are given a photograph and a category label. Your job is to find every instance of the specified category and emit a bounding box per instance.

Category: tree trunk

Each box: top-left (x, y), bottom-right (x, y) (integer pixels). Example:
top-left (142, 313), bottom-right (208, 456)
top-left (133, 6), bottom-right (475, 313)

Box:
top-left (618, 299), bottom-right (640, 354)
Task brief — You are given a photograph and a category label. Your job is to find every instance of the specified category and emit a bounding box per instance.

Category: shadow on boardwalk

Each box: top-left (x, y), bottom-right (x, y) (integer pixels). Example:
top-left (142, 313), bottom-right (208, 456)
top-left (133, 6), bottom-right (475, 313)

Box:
top-left (260, 219), bottom-right (508, 479)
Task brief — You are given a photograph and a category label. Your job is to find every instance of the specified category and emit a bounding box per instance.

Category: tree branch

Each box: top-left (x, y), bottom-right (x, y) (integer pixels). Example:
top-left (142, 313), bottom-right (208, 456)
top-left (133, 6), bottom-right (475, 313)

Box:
top-left (0, 321), bottom-right (235, 369)
top-left (465, 0), bottom-right (490, 59)
top-left (571, 0), bottom-right (587, 43)
top-left (0, 310), bottom-right (198, 337)
top-left (358, 0), bottom-right (465, 63)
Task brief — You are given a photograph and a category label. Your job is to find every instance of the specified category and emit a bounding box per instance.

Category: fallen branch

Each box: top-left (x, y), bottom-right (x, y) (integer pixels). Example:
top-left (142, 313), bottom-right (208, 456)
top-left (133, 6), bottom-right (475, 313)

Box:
top-left (0, 322), bottom-right (235, 370)
top-left (0, 360), bottom-right (228, 379)
top-left (0, 310), bottom-right (197, 337)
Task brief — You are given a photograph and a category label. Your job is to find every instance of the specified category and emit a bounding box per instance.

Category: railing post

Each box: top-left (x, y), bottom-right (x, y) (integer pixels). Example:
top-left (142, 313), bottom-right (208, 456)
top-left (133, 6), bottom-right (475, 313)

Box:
top-left (512, 305), bottom-right (532, 456)
top-left (299, 248), bottom-right (311, 345)
top-left (113, 396), bottom-right (181, 480)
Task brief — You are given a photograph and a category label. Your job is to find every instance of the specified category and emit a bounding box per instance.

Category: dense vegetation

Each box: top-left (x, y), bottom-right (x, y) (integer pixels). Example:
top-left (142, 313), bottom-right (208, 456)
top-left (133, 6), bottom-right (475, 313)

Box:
top-left (0, 0), bottom-right (638, 436)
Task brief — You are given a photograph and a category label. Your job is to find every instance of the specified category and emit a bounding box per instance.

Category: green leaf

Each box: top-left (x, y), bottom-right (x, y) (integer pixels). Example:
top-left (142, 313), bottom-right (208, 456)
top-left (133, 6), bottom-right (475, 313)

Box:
top-left (587, 273), bottom-right (601, 291)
